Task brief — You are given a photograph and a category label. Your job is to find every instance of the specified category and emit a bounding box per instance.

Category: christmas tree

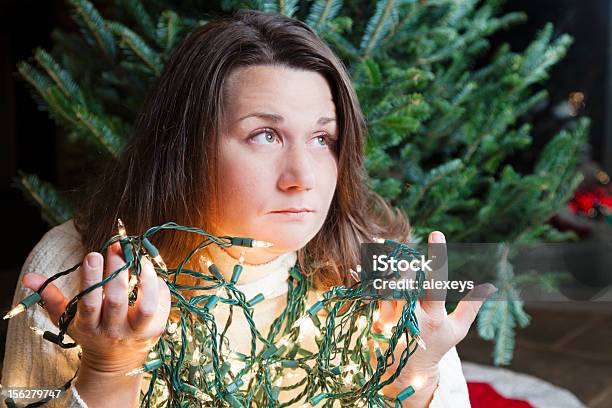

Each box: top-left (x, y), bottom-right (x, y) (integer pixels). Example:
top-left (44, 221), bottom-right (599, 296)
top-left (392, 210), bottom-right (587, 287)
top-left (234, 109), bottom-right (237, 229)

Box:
top-left (14, 0), bottom-right (589, 366)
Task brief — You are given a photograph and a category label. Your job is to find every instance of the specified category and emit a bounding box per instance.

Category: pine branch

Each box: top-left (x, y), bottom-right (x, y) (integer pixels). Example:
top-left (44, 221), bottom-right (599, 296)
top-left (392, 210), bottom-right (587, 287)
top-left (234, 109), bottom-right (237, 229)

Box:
top-left (73, 104), bottom-right (124, 156)
top-left (492, 301), bottom-right (516, 366)
top-left (156, 10), bottom-right (182, 53)
top-left (107, 21), bottom-right (163, 76)
top-left (477, 296), bottom-right (502, 340)
top-left (305, 0), bottom-right (343, 31)
top-left (33, 48), bottom-right (85, 104)
top-left (12, 171), bottom-right (75, 226)
top-left (406, 159), bottom-right (464, 212)
top-left (15, 61), bottom-right (53, 105)
top-left (322, 30), bottom-right (359, 61)
top-left (276, 0), bottom-right (299, 17)
top-left (360, 0), bottom-right (403, 58)
top-left (118, 0), bottom-right (158, 43)
top-left (68, 0), bottom-right (117, 60)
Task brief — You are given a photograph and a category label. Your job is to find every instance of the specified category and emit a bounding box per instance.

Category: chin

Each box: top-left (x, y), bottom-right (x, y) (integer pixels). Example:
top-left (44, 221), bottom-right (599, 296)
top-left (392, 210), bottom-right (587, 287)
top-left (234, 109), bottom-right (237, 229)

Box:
top-left (257, 226), bottom-right (319, 252)
top-left (264, 236), bottom-right (310, 253)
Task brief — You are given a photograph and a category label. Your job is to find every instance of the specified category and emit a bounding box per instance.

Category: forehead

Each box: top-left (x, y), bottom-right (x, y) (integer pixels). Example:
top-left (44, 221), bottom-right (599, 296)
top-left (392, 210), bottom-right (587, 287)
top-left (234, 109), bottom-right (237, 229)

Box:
top-left (224, 65), bottom-right (336, 117)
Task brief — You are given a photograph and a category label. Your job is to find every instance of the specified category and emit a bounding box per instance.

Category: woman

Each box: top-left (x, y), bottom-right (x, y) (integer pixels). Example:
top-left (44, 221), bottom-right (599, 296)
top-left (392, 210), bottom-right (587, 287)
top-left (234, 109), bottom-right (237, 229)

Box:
top-left (2, 9), bottom-right (496, 408)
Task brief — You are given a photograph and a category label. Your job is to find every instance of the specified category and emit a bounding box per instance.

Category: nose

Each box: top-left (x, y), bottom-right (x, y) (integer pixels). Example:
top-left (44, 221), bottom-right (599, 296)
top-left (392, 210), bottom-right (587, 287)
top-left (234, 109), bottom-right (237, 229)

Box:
top-left (277, 144), bottom-right (316, 191)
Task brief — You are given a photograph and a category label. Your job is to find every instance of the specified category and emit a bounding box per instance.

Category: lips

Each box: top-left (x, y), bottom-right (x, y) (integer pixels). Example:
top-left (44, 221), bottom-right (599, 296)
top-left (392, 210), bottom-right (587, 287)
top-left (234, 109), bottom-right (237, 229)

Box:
top-left (270, 208), bottom-right (315, 213)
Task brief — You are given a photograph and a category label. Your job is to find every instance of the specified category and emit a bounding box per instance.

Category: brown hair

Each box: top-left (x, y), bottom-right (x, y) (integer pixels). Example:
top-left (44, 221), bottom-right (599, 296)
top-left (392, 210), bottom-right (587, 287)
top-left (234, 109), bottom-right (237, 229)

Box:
top-left (73, 9), bottom-right (412, 290)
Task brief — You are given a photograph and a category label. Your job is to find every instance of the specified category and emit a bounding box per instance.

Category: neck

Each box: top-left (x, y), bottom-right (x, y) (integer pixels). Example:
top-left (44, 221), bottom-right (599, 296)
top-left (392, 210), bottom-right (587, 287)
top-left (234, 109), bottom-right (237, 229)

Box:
top-left (221, 245), bottom-right (288, 265)
top-left (199, 243), bottom-right (298, 296)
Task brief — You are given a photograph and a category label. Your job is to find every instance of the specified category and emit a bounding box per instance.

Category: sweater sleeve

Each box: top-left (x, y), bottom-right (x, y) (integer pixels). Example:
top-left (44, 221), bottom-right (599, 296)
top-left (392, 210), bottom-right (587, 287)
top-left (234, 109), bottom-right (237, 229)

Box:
top-left (1, 219), bottom-right (89, 408)
top-left (428, 346), bottom-right (471, 407)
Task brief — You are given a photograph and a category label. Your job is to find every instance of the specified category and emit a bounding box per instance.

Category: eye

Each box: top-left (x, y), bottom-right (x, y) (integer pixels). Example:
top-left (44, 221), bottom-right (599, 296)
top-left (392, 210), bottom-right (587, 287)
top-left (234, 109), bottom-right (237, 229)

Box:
top-left (313, 133), bottom-right (337, 148)
top-left (249, 128), bottom-right (279, 145)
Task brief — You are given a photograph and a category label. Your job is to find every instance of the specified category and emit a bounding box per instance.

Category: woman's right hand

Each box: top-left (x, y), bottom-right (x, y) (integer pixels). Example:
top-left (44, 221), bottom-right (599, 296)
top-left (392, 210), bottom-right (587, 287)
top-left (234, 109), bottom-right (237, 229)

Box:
top-left (22, 241), bottom-right (172, 375)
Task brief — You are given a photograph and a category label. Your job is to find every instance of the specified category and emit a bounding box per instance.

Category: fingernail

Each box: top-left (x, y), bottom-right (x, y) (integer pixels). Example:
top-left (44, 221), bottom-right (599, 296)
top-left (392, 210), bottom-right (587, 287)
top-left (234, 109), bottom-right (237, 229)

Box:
top-left (432, 231), bottom-right (445, 243)
top-left (86, 253), bottom-right (102, 268)
top-left (21, 273), bottom-right (32, 287)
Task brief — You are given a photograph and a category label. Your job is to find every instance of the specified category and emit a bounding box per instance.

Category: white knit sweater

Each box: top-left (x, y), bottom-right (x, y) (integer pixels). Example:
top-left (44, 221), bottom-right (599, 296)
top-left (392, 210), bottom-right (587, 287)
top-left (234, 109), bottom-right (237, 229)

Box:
top-left (2, 219), bottom-right (471, 407)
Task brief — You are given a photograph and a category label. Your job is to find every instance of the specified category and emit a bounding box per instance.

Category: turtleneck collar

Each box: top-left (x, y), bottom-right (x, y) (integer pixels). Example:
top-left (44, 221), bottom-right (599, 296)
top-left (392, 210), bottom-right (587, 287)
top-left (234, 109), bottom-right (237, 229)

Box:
top-left (198, 244), bottom-right (298, 300)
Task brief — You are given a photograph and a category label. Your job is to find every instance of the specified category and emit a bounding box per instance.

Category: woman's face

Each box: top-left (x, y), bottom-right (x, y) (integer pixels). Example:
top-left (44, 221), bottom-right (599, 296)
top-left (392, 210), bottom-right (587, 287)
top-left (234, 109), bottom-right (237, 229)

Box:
top-left (214, 65), bottom-right (339, 264)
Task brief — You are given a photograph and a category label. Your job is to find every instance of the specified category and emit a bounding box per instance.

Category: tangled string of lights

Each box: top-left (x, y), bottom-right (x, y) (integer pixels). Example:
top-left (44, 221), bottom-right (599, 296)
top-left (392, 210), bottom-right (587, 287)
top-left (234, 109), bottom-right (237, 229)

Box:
top-left (4, 219), bottom-right (430, 408)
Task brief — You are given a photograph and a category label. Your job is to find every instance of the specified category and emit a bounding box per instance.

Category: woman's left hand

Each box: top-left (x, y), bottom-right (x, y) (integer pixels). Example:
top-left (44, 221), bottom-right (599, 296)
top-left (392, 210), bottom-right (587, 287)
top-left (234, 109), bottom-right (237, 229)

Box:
top-left (369, 230), bottom-right (497, 406)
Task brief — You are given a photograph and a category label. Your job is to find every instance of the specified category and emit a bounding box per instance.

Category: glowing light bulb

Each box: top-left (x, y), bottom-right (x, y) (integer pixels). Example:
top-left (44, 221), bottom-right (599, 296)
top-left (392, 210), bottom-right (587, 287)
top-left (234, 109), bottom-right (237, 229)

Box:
top-left (195, 389), bottom-right (212, 402)
top-left (191, 347), bottom-right (201, 365)
top-left (415, 335), bottom-right (427, 350)
top-left (242, 370), bottom-right (257, 382)
top-left (230, 359), bottom-right (246, 373)
top-left (279, 335), bottom-right (291, 348)
top-left (382, 322), bottom-right (394, 336)
top-left (128, 273), bottom-right (138, 293)
top-left (125, 367), bottom-right (145, 376)
top-left (251, 239), bottom-right (273, 248)
top-left (126, 359), bottom-right (162, 376)
top-left (410, 373), bottom-right (427, 390)
top-left (356, 315), bottom-right (368, 330)
top-left (4, 304), bottom-right (25, 320)
top-left (294, 315), bottom-right (321, 340)
top-left (343, 372), bottom-right (354, 385)
top-left (151, 254), bottom-right (168, 273)
top-left (117, 218), bottom-right (127, 238)
top-left (292, 315), bottom-right (309, 329)
top-left (166, 321), bottom-right (178, 335)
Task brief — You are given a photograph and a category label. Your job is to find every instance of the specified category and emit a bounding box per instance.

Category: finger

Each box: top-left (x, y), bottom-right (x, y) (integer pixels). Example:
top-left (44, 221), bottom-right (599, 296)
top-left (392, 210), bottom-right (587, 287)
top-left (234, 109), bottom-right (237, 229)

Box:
top-left (128, 256), bottom-right (158, 332)
top-left (75, 252), bottom-right (104, 330)
top-left (22, 272), bottom-right (68, 326)
top-left (152, 276), bottom-right (172, 338)
top-left (421, 231), bottom-right (448, 320)
top-left (379, 299), bottom-right (397, 320)
top-left (375, 299), bottom-right (403, 331)
top-left (101, 241), bottom-right (129, 330)
top-left (136, 276), bottom-right (171, 339)
top-left (449, 283), bottom-right (497, 342)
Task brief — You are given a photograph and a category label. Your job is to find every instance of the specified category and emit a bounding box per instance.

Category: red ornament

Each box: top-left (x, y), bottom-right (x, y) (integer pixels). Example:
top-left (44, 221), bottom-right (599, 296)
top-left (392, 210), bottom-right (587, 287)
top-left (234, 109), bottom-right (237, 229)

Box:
top-left (468, 382), bottom-right (534, 408)
top-left (574, 191), bottom-right (597, 213)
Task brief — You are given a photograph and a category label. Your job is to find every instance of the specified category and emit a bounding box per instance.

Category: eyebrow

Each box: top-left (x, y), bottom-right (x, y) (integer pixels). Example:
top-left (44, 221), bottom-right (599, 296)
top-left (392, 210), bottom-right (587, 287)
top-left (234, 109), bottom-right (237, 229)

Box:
top-left (235, 112), bottom-right (336, 126)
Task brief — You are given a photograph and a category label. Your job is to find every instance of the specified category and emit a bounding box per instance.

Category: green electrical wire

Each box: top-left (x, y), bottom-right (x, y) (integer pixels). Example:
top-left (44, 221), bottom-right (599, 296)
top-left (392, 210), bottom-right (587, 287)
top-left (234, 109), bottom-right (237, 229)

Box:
top-left (5, 221), bottom-right (429, 408)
